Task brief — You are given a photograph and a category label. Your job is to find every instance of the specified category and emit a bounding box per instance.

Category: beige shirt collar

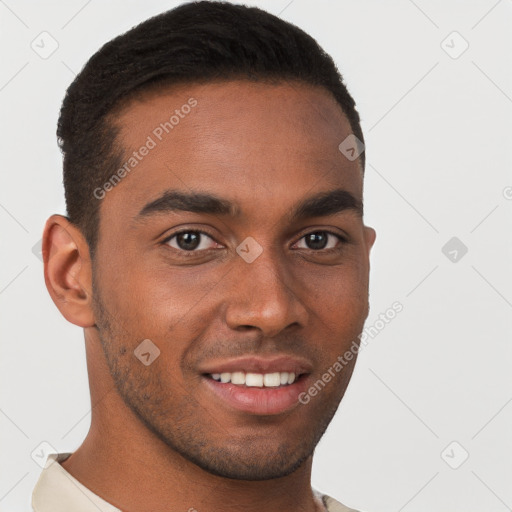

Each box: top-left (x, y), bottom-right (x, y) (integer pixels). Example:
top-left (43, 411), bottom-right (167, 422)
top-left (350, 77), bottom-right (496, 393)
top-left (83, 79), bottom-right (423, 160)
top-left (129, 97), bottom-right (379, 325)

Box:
top-left (31, 453), bottom-right (359, 512)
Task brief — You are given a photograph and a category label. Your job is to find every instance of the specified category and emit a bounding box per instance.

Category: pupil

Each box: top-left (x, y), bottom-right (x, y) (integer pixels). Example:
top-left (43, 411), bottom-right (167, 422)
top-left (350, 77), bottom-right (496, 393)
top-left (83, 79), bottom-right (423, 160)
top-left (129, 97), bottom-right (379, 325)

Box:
top-left (177, 232), bottom-right (200, 250)
top-left (306, 232), bottom-right (327, 250)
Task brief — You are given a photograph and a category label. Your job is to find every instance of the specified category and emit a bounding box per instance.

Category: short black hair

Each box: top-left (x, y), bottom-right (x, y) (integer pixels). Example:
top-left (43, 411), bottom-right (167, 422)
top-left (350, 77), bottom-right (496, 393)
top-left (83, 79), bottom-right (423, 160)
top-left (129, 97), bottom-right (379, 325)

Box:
top-left (57, 0), bottom-right (365, 258)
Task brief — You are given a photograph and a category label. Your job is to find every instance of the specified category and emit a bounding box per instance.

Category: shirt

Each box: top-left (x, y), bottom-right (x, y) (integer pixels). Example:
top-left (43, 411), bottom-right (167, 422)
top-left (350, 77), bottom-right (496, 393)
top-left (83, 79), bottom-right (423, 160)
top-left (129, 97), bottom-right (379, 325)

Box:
top-left (31, 452), bottom-right (360, 512)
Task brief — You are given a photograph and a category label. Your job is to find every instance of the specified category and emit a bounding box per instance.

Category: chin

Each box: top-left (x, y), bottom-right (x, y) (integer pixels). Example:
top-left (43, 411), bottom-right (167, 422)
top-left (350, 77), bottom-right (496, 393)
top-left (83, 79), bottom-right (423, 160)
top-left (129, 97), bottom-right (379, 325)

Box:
top-left (171, 435), bottom-right (314, 481)
top-left (192, 452), bottom-right (310, 481)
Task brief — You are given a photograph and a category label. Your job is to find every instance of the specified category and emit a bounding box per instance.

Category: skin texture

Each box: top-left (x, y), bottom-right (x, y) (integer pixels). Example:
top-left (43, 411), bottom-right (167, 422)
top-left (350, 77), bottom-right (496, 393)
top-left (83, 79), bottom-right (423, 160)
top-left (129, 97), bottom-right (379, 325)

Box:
top-left (43, 80), bottom-right (376, 512)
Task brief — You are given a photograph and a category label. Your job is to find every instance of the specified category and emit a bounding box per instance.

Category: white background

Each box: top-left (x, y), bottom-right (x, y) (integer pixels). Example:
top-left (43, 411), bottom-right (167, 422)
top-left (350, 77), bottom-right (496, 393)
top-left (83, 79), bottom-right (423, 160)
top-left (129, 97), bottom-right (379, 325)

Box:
top-left (1, 1), bottom-right (511, 511)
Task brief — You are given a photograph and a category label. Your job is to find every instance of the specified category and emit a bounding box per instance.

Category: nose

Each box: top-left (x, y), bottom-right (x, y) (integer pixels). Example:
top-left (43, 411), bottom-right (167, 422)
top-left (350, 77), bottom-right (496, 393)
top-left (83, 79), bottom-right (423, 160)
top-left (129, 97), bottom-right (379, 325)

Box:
top-left (224, 249), bottom-right (309, 338)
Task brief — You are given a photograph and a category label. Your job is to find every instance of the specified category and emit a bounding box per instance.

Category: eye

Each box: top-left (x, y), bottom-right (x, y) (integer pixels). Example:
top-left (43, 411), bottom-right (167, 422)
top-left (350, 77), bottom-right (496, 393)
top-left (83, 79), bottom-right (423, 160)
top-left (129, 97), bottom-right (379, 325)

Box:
top-left (294, 231), bottom-right (346, 251)
top-left (163, 230), bottom-right (219, 252)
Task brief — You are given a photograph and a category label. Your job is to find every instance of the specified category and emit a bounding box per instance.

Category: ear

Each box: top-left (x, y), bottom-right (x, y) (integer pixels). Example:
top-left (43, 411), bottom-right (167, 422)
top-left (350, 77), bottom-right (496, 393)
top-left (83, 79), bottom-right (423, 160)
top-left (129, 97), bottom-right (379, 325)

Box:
top-left (43, 214), bottom-right (95, 328)
top-left (363, 225), bottom-right (376, 257)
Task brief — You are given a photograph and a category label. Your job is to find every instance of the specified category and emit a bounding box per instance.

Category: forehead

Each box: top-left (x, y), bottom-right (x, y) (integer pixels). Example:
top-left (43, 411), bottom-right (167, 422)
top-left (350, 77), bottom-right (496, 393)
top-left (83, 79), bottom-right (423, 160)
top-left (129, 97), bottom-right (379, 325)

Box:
top-left (101, 80), bottom-right (363, 224)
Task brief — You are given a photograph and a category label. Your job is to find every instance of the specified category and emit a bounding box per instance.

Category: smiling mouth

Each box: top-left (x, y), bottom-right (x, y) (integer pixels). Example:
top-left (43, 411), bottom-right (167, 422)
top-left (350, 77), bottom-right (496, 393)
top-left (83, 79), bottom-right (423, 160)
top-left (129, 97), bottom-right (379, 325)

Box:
top-left (201, 369), bottom-right (311, 415)
top-left (203, 371), bottom-right (308, 387)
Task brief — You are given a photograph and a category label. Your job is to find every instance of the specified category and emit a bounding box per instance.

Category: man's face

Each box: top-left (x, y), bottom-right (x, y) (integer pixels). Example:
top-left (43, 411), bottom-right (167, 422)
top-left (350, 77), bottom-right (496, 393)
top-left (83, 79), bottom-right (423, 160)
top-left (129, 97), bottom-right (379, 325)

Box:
top-left (91, 80), bottom-right (375, 480)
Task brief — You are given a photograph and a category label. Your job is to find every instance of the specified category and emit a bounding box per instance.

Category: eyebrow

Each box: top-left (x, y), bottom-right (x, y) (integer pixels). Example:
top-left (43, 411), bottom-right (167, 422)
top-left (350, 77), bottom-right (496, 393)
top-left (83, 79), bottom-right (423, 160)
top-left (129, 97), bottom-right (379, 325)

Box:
top-left (135, 188), bottom-right (363, 222)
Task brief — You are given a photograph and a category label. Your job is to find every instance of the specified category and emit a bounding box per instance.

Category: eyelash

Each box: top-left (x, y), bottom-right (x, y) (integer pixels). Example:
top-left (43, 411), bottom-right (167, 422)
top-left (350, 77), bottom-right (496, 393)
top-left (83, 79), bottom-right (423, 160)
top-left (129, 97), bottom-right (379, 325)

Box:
top-left (162, 229), bottom-right (348, 255)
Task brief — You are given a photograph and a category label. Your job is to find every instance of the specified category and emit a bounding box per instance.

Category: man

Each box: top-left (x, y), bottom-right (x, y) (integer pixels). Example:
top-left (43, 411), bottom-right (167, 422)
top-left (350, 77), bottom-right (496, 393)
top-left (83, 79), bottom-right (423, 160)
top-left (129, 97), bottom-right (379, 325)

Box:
top-left (32, 1), bottom-right (376, 511)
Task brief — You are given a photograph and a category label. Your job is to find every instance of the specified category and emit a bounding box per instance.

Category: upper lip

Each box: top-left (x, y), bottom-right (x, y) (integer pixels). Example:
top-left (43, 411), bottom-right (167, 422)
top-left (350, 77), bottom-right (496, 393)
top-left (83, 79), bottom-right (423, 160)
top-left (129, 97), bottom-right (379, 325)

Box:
top-left (199, 355), bottom-right (313, 376)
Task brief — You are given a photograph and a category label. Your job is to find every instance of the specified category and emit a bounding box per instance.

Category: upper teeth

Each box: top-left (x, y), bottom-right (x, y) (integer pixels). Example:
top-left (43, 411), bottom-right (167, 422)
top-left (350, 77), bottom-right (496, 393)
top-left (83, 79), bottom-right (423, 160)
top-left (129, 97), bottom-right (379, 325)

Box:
top-left (210, 371), bottom-right (296, 387)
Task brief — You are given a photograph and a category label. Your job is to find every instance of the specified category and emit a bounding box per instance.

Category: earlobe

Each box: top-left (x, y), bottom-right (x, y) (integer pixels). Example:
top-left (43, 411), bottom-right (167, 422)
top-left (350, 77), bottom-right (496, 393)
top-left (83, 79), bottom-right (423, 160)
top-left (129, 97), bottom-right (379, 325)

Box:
top-left (43, 214), bottom-right (96, 328)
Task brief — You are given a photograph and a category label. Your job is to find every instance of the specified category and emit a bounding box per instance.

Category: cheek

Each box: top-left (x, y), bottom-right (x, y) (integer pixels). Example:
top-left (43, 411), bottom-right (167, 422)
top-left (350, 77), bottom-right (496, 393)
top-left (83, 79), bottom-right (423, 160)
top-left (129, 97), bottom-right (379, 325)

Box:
top-left (99, 258), bottom-right (223, 342)
top-left (293, 263), bottom-right (370, 360)
top-left (296, 259), bottom-right (369, 313)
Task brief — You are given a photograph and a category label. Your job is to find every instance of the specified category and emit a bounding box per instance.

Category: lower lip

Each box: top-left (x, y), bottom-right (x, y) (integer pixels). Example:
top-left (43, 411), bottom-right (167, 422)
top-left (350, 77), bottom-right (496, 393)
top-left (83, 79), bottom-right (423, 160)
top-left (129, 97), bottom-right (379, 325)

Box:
top-left (202, 375), bottom-right (309, 415)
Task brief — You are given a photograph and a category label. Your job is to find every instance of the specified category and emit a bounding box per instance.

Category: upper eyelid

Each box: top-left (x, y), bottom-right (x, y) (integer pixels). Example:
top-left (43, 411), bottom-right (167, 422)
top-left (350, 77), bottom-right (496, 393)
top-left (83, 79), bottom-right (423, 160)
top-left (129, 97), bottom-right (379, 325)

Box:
top-left (162, 228), bottom-right (347, 249)
top-left (162, 228), bottom-right (215, 242)
top-left (292, 231), bottom-right (347, 248)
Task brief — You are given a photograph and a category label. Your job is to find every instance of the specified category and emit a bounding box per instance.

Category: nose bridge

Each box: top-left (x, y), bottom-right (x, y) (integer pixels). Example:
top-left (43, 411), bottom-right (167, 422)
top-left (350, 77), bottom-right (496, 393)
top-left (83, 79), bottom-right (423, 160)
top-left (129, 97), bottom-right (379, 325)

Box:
top-left (224, 242), bottom-right (307, 336)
